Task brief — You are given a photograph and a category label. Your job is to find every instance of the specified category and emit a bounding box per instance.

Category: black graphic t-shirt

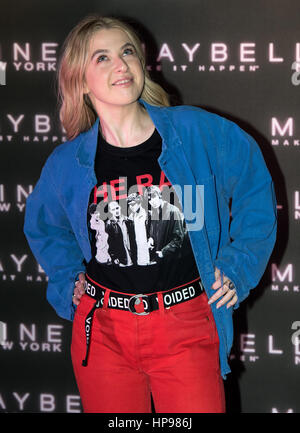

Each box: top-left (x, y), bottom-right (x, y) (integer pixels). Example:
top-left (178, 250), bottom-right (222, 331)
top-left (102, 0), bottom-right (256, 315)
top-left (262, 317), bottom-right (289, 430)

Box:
top-left (85, 127), bottom-right (201, 294)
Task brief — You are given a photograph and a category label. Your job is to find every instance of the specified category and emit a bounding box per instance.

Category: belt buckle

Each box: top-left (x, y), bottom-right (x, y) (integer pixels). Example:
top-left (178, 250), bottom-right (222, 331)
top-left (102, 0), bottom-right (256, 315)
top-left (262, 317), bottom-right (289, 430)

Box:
top-left (128, 294), bottom-right (150, 315)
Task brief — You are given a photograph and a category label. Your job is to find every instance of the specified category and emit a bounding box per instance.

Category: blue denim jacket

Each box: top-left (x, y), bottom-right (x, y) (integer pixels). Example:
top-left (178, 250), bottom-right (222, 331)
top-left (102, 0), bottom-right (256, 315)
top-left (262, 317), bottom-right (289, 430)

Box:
top-left (24, 99), bottom-right (277, 378)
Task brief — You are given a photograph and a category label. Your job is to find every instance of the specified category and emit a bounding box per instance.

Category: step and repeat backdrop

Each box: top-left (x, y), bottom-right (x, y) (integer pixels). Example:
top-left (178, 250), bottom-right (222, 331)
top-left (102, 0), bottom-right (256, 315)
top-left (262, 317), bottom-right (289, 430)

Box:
top-left (0, 0), bottom-right (299, 413)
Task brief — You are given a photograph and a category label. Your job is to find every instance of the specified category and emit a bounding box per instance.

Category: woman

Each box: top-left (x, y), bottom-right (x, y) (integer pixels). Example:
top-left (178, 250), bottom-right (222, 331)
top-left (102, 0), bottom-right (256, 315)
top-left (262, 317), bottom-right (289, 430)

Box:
top-left (24, 14), bottom-right (277, 413)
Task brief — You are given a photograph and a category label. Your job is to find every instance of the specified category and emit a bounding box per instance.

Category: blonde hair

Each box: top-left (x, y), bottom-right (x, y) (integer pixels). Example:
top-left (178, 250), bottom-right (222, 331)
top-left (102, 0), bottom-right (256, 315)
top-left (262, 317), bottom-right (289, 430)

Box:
top-left (56, 14), bottom-right (170, 140)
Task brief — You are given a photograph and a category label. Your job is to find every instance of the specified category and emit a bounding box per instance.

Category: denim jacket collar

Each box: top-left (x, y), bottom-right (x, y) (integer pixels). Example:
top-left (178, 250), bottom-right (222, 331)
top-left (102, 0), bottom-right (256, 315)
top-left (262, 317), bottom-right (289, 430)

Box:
top-left (75, 117), bottom-right (100, 168)
top-left (75, 98), bottom-right (181, 168)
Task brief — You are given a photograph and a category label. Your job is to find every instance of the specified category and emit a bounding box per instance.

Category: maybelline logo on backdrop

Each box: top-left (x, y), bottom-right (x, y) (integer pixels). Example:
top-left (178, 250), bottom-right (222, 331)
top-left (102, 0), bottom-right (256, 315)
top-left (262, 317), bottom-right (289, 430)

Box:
top-left (152, 42), bottom-right (300, 72)
top-left (1, 41), bottom-right (300, 73)
top-left (294, 191), bottom-right (300, 220)
top-left (0, 323), bottom-right (63, 353)
top-left (0, 252), bottom-right (48, 283)
top-left (0, 184), bottom-right (32, 213)
top-left (230, 324), bottom-right (300, 366)
top-left (1, 42), bottom-right (58, 72)
top-left (271, 263), bottom-right (299, 292)
top-left (0, 392), bottom-right (81, 413)
top-left (271, 117), bottom-right (300, 148)
top-left (0, 115), bottom-right (66, 143)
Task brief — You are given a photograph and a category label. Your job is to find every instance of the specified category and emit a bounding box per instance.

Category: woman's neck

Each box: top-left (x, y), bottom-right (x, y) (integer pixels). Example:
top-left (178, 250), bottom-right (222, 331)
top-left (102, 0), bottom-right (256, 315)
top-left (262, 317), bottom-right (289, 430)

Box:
top-left (97, 102), bottom-right (155, 148)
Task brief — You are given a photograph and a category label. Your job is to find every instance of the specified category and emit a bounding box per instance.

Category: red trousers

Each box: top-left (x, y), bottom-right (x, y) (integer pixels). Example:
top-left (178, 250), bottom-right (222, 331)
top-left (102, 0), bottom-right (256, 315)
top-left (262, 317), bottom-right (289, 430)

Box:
top-left (71, 288), bottom-right (225, 413)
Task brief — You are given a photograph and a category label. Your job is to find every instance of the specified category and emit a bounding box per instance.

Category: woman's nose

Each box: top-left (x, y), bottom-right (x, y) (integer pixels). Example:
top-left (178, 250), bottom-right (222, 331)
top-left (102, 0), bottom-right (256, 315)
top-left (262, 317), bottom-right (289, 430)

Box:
top-left (115, 56), bottom-right (129, 72)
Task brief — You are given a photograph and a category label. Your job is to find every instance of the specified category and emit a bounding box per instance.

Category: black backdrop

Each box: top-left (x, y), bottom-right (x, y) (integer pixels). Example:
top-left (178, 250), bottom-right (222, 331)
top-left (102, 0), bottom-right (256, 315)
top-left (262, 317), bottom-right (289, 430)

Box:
top-left (0, 0), bottom-right (299, 414)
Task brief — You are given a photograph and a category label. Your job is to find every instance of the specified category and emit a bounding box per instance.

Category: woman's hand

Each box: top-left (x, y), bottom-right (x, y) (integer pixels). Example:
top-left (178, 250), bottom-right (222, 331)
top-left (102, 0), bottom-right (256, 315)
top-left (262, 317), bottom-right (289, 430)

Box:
top-left (208, 267), bottom-right (238, 309)
top-left (72, 272), bottom-right (86, 305)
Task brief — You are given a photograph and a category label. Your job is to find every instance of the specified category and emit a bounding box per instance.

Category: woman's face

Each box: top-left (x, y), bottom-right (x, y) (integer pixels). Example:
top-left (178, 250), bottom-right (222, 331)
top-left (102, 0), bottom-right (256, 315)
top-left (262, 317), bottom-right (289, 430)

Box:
top-left (83, 27), bottom-right (144, 113)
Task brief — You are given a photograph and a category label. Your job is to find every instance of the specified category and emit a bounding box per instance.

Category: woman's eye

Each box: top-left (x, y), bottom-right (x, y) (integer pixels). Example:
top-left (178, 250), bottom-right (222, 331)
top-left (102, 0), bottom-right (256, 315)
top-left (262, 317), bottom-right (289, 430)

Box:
top-left (123, 48), bottom-right (134, 56)
top-left (97, 55), bottom-right (107, 63)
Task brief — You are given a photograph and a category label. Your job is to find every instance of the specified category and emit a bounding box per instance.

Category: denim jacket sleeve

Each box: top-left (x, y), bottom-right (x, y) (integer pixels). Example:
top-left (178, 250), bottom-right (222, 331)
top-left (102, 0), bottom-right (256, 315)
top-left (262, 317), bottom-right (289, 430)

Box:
top-left (214, 120), bottom-right (277, 309)
top-left (23, 155), bottom-right (86, 321)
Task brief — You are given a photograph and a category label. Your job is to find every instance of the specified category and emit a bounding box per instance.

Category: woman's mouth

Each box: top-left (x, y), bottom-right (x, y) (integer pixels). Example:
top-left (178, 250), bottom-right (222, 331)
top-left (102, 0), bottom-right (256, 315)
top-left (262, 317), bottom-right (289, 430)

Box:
top-left (112, 78), bottom-right (133, 86)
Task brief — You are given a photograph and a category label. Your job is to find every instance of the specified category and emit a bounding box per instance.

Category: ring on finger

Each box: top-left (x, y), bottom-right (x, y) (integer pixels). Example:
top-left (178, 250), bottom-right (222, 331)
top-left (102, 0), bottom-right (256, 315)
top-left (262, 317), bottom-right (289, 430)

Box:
top-left (221, 283), bottom-right (230, 294)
